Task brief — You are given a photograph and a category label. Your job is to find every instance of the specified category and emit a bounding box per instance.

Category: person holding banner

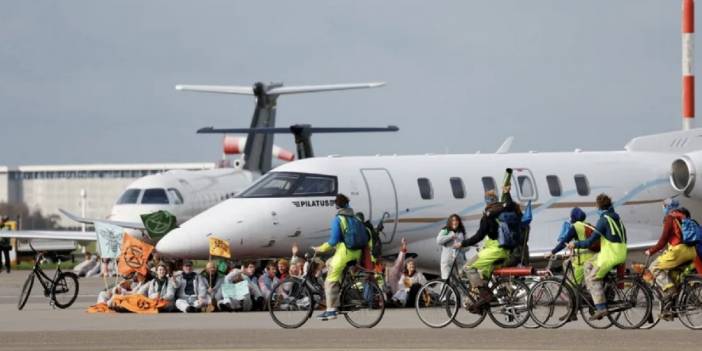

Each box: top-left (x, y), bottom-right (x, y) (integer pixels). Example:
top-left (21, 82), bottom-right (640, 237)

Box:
top-left (200, 261), bottom-right (223, 307)
top-left (174, 260), bottom-right (208, 313)
top-left (218, 268), bottom-right (253, 312)
top-left (138, 263), bottom-right (176, 312)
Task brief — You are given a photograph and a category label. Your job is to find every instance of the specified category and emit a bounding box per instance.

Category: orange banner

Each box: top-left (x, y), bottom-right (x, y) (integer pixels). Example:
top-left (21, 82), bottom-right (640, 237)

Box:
top-left (117, 234), bottom-right (154, 277)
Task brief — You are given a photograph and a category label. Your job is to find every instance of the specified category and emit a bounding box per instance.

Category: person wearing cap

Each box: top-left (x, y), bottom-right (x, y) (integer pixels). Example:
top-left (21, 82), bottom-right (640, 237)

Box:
top-left (645, 198), bottom-right (698, 304)
top-left (453, 186), bottom-right (515, 312)
top-left (312, 193), bottom-right (363, 321)
top-left (138, 263), bottom-right (176, 311)
top-left (0, 216), bottom-right (12, 273)
top-left (544, 207), bottom-right (597, 285)
top-left (174, 260), bottom-right (208, 313)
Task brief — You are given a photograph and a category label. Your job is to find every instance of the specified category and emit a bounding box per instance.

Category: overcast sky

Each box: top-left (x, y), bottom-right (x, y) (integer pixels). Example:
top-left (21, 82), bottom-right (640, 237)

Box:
top-left (0, 1), bottom-right (692, 166)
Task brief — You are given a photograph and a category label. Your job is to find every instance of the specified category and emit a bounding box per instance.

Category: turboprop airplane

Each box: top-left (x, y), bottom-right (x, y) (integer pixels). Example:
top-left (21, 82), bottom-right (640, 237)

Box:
top-left (1, 81), bottom-right (393, 243)
top-left (155, 127), bottom-right (702, 273)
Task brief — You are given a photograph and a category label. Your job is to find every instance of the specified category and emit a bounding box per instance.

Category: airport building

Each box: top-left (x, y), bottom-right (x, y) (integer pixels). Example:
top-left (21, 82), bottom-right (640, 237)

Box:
top-left (0, 163), bottom-right (214, 228)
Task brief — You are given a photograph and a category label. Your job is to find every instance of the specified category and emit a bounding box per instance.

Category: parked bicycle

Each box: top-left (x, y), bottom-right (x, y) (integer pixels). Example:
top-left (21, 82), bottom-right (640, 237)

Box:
top-left (632, 258), bottom-right (702, 330)
top-left (527, 251), bottom-right (652, 329)
top-left (415, 248), bottom-right (532, 329)
top-left (17, 247), bottom-right (80, 310)
top-left (267, 250), bottom-right (385, 328)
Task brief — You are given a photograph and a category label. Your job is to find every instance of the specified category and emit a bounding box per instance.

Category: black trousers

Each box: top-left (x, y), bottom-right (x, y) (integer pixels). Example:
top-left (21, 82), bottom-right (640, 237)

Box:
top-left (0, 248), bottom-right (10, 272)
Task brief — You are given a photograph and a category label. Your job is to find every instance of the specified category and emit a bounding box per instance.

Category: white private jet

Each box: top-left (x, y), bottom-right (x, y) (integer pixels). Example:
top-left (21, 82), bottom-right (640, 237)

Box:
top-left (155, 126), bottom-right (702, 273)
top-left (1, 81), bottom-right (392, 243)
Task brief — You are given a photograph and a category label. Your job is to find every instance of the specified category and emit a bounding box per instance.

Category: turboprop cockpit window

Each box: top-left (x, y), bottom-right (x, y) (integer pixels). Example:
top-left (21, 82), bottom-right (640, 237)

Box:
top-left (116, 189), bottom-right (141, 204)
top-left (141, 188), bottom-right (170, 204)
top-left (167, 188), bottom-right (184, 204)
top-left (238, 172), bottom-right (338, 198)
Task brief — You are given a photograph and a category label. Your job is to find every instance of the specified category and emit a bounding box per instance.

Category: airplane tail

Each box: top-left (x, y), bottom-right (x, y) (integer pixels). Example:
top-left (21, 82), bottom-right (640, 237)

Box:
top-left (176, 82), bottom-right (385, 173)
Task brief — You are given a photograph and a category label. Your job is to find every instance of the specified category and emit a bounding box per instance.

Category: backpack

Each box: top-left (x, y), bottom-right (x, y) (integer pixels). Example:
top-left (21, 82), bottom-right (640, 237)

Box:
top-left (679, 218), bottom-right (702, 245)
top-left (338, 214), bottom-right (369, 250)
top-left (497, 211), bottom-right (521, 249)
top-left (364, 220), bottom-right (382, 259)
top-left (580, 223), bottom-right (601, 252)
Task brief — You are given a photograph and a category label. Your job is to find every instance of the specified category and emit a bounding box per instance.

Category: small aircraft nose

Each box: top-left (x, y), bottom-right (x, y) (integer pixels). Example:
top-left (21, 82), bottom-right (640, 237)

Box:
top-left (155, 227), bottom-right (207, 258)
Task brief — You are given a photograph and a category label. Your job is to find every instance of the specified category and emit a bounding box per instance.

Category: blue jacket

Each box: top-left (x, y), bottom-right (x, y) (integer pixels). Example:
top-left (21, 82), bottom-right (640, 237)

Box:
top-left (327, 207), bottom-right (354, 247)
top-left (575, 207), bottom-right (624, 249)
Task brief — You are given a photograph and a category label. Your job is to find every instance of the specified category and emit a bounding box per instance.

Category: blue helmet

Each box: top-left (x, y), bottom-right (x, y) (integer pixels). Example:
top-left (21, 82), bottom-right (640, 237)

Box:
top-left (570, 207), bottom-right (586, 223)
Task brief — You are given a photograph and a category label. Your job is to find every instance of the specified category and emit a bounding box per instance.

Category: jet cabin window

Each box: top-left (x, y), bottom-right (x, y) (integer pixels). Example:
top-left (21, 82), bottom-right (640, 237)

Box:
top-left (546, 175), bottom-right (562, 197)
top-left (417, 178), bottom-right (433, 200)
top-left (238, 172), bottom-right (338, 198)
top-left (116, 189), bottom-right (141, 204)
top-left (449, 177), bottom-right (465, 199)
top-left (481, 177), bottom-right (497, 193)
top-left (141, 188), bottom-right (170, 204)
top-left (574, 174), bottom-right (590, 196)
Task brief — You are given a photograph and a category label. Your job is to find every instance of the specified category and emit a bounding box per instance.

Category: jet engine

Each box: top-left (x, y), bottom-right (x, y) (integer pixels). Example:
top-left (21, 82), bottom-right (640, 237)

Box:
top-left (670, 150), bottom-right (702, 198)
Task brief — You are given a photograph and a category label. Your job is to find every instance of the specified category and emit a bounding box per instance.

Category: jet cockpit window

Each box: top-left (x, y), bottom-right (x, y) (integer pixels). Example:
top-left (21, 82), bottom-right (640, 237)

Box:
top-left (116, 188), bottom-right (141, 204)
top-left (167, 188), bottom-right (184, 204)
top-left (238, 172), bottom-right (338, 198)
top-left (141, 188), bottom-right (170, 204)
top-left (292, 175), bottom-right (337, 196)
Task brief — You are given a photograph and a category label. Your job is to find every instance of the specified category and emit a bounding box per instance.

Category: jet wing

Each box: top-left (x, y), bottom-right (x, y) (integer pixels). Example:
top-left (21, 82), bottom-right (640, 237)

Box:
top-left (59, 209), bottom-right (146, 230)
top-left (0, 230), bottom-right (96, 241)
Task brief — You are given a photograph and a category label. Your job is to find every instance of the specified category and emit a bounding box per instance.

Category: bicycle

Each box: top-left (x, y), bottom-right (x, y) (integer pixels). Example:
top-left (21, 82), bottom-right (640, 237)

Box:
top-left (632, 257), bottom-right (702, 330)
top-left (415, 248), bottom-right (532, 329)
top-left (267, 250), bottom-right (385, 329)
top-left (527, 251), bottom-right (652, 329)
top-left (17, 248), bottom-right (80, 310)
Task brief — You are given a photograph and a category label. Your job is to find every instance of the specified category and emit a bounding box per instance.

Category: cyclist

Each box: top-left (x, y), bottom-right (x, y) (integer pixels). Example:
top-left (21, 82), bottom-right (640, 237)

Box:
top-left (645, 198), bottom-right (699, 316)
top-left (312, 194), bottom-right (364, 321)
top-left (567, 193), bottom-right (627, 320)
top-left (544, 207), bottom-right (597, 285)
top-left (453, 186), bottom-right (516, 312)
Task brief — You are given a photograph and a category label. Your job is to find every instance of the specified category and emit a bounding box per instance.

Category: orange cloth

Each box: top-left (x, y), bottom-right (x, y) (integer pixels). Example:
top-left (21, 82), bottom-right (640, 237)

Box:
top-left (87, 295), bottom-right (168, 314)
top-left (117, 234), bottom-right (154, 276)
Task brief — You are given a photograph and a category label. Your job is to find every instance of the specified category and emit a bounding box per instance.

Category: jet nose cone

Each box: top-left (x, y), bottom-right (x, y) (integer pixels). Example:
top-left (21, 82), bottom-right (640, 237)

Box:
top-left (156, 227), bottom-right (207, 259)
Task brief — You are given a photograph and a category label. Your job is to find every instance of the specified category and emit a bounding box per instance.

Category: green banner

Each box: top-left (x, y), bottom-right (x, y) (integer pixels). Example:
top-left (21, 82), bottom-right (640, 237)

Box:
top-left (140, 210), bottom-right (177, 242)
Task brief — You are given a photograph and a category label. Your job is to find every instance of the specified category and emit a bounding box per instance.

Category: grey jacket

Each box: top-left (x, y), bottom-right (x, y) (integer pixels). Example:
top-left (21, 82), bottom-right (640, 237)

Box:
top-left (436, 228), bottom-right (467, 279)
top-left (138, 278), bottom-right (176, 302)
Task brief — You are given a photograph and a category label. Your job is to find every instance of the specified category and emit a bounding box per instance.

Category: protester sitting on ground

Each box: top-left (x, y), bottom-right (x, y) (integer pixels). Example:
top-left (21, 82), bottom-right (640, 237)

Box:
top-left (148, 252), bottom-right (162, 273)
top-left (201, 261), bottom-right (224, 310)
top-left (391, 259), bottom-right (427, 307)
top-left (290, 242), bottom-right (307, 277)
top-left (384, 237), bottom-right (409, 298)
top-left (85, 255), bottom-right (102, 277)
top-left (277, 258), bottom-right (289, 280)
top-left (100, 257), bottom-right (115, 278)
top-left (98, 272), bottom-right (151, 307)
top-left (218, 268), bottom-right (253, 312)
top-left (258, 261), bottom-right (279, 299)
top-left (242, 261), bottom-right (265, 310)
top-left (138, 263), bottom-right (176, 312)
top-left (74, 252), bottom-right (98, 277)
top-left (174, 260), bottom-right (208, 313)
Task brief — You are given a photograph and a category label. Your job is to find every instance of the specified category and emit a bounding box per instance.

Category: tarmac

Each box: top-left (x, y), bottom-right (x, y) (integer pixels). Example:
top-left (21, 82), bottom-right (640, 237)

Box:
top-left (0, 271), bottom-right (699, 351)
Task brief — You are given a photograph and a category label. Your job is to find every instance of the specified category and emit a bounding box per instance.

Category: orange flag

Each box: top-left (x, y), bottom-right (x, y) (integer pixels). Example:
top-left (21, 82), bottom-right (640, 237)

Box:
top-left (117, 234), bottom-right (154, 277)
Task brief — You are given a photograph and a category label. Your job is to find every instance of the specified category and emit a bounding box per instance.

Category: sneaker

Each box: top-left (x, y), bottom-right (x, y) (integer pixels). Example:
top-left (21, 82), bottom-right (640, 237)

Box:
top-left (316, 310), bottom-right (337, 321)
top-left (185, 306), bottom-right (197, 313)
top-left (589, 308), bottom-right (608, 321)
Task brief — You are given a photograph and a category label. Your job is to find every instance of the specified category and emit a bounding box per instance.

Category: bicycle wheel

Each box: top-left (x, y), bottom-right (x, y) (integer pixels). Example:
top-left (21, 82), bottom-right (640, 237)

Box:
top-left (268, 277), bottom-right (314, 329)
top-left (609, 277), bottom-right (652, 329)
top-left (453, 284), bottom-right (488, 328)
top-left (51, 272), bottom-right (79, 309)
top-left (17, 272), bottom-right (35, 310)
top-left (528, 278), bottom-right (575, 329)
top-left (679, 278), bottom-right (702, 330)
top-left (341, 277), bottom-right (385, 328)
top-left (640, 287), bottom-right (663, 330)
top-left (488, 278), bottom-right (530, 328)
top-left (414, 279), bottom-right (459, 328)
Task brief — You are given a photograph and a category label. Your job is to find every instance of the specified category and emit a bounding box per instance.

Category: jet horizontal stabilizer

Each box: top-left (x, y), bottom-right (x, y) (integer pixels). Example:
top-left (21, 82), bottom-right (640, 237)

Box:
top-left (197, 125), bottom-right (399, 134)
